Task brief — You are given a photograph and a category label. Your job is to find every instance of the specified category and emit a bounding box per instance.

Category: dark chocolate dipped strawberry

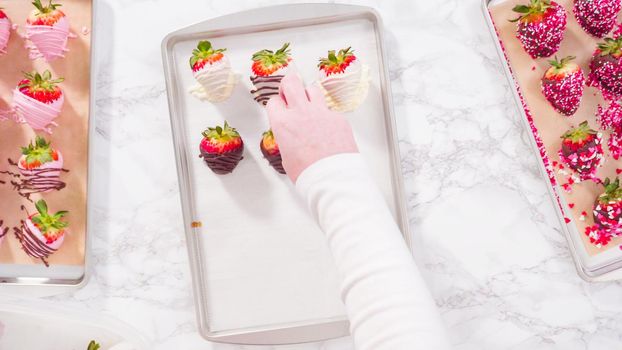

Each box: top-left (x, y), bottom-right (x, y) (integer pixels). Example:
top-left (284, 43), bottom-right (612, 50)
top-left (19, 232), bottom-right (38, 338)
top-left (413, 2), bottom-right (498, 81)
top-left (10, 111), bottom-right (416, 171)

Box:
top-left (199, 121), bottom-right (244, 174)
top-left (589, 36), bottom-right (622, 99)
top-left (573, 0), bottom-right (621, 38)
top-left (511, 0), bottom-right (567, 59)
top-left (593, 178), bottom-right (622, 237)
top-left (250, 43), bottom-right (291, 106)
top-left (541, 56), bottom-right (585, 116)
top-left (14, 199), bottom-right (68, 266)
top-left (558, 121), bottom-right (604, 180)
top-left (260, 129), bottom-right (285, 174)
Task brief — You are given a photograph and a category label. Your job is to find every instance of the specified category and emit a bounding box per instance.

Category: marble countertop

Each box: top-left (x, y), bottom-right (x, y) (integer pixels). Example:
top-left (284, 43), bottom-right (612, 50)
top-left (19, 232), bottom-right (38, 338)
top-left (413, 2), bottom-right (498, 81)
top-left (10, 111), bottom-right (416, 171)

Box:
top-left (49, 0), bottom-right (622, 349)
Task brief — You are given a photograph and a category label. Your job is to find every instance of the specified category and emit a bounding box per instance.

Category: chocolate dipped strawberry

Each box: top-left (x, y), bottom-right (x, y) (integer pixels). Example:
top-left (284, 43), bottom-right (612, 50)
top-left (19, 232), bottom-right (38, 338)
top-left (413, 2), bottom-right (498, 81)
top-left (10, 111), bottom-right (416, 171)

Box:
top-left (574, 0), bottom-right (621, 38)
top-left (511, 0), bottom-right (567, 59)
top-left (15, 199), bottom-right (68, 266)
top-left (589, 36), bottom-right (622, 99)
top-left (16, 135), bottom-right (66, 194)
top-left (559, 121), bottom-right (604, 180)
top-left (25, 0), bottom-right (71, 61)
top-left (260, 129), bottom-right (285, 174)
top-left (189, 40), bottom-right (237, 102)
top-left (541, 56), bottom-right (585, 116)
top-left (199, 121), bottom-right (244, 174)
top-left (250, 43), bottom-right (291, 106)
top-left (318, 47), bottom-right (370, 113)
top-left (0, 7), bottom-right (11, 54)
top-left (593, 178), bottom-right (622, 236)
top-left (13, 70), bottom-right (64, 133)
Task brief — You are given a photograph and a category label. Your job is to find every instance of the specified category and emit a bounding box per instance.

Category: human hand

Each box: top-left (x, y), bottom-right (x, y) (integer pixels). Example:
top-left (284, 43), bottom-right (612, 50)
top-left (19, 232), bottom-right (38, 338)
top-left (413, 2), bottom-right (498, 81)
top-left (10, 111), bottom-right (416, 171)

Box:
top-left (266, 72), bottom-right (359, 183)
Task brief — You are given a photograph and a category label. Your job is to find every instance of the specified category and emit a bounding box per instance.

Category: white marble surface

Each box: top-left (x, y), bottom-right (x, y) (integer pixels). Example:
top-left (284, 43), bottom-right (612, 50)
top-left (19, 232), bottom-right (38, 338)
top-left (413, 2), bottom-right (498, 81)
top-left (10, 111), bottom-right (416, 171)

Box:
top-left (47, 0), bottom-right (622, 349)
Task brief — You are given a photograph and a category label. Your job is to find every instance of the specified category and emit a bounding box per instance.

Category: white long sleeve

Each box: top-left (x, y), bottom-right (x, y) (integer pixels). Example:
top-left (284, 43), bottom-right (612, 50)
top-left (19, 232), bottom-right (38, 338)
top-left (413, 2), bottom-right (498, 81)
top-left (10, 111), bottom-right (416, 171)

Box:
top-left (296, 153), bottom-right (451, 350)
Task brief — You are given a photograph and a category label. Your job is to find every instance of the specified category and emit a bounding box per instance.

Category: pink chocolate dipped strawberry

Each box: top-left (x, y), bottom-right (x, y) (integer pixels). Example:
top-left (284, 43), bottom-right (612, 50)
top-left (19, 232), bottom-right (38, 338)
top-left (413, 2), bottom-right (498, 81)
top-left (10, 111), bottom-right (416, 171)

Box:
top-left (25, 0), bottom-right (71, 61)
top-left (589, 36), bottom-right (622, 99)
top-left (260, 129), bottom-right (285, 174)
top-left (593, 178), bottom-right (622, 239)
top-left (15, 199), bottom-right (68, 266)
top-left (13, 70), bottom-right (64, 133)
top-left (559, 121), bottom-right (604, 180)
top-left (318, 47), bottom-right (370, 113)
top-left (17, 135), bottom-right (65, 194)
top-left (511, 0), bottom-right (567, 59)
top-left (250, 43), bottom-right (291, 106)
top-left (199, 121), bottom-right (244, 174)
top-left (189, 40), bottom-right (237, 102)
top-left (541, 56), bottom-right (585, 116)
top-left (574, 0), bottom-right (621, 38)
top-left (0, 7), bottom-right (11, 54)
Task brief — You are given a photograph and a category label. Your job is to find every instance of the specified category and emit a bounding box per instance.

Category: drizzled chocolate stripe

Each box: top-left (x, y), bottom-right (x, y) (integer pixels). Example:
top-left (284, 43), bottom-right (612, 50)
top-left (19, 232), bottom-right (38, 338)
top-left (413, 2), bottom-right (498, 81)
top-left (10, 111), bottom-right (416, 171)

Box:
top-left (250, 75), bottom-right (284, 106)
top-left (3, 158), bottom-right (68, 201)
top-left (260, 142), bottom-right (286, 175)
top-left (0, 220), bottom-right (7, 239)
top-left (200, 145), bottom-right (244, 175)
top-left (14, 219), bottom-right (56, 267)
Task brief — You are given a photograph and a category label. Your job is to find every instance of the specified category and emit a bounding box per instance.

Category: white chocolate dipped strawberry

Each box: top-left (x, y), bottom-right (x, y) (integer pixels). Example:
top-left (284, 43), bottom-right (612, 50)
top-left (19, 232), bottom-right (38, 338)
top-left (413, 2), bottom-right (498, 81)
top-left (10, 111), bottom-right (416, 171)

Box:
top-left (16, 199), bottom-right (68, 266)
top-left (13, 70), bottom-right (64, 134)
top-left (25, 0), bottom-right (71, 61)
top-left (189, 41), bottom-right (237, 103)
top-left (17, 136), bottom-right (65, 194)
top-left (0, 8), bottom-right (11, 54)
top-left (318, 47), bottom-right (370, 113)
top-left (250, 43), bottom-right (291, 106)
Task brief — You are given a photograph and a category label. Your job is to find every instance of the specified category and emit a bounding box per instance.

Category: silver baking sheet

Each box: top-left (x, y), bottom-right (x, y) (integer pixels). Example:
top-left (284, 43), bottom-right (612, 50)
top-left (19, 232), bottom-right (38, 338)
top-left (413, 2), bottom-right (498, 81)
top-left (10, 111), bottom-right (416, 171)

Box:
top-left (162, 3), bottom-right (411, 345)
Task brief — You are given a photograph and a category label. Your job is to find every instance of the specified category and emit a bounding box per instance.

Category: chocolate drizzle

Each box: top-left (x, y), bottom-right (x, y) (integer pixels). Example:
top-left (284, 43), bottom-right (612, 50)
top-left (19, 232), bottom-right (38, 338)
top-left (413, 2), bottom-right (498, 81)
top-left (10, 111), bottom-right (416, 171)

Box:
top-left (0, 158), bottom-right (68, 201)
top-left (199, 145), bottom-right (244, 175)
top-left (13, 217), bottom-right (56, 267)
top-left (260, 141), bottom-right (286, 174)
top-left (0, 220), bottom-right (8, 240)
top-left (250, 75), bottom-right (284, 106)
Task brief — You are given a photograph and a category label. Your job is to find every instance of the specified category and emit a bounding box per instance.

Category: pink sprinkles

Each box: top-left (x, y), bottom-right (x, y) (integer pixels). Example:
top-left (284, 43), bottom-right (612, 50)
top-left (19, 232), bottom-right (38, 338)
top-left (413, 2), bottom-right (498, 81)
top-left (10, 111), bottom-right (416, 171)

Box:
top-left (573, 0), bottom-right (622, 38)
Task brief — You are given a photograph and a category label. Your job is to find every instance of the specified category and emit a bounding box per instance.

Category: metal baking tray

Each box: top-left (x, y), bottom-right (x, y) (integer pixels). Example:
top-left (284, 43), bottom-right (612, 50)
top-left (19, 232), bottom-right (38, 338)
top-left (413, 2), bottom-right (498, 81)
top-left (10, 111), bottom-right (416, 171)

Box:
top-left (0, 0), bottom-right (96, 292)
top-left (483, 0), bottom-right (622, 281)
top-left (162, 3), bottom-right (410, 344)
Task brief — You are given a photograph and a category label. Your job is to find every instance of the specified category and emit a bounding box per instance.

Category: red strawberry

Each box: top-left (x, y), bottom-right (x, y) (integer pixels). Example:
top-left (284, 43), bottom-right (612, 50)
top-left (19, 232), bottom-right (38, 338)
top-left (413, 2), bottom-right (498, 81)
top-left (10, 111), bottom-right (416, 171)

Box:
top-left (189, 40), bottom-right (225, 72)
top-left (559, 121), bottom-right (604, 180)
top-left (0, 8), bottom-right (7, 19)
top-left (251, 43), bottom-right (291, 77)
top-left (27, 0), bottom-right (65, 26)
top-left (318, 47), bottom-right (357, 76)
top-left (30, 199), bottom-right (68, 244)
top-left (573, 0), bottom-right (621, 38)
top-left (19, 136), bottom-right (59, 170)
top-left (199, 121), bottom-right (244, 174)
top-left (589, 36), bottom-right (622, 99)
top-left (541, 56), bottom-right (585, 116)
top-left (593, 177), bottom-right (622, 237)
top-left (260, 129), bottom-right (285, 174)
top-left (511, 0), bottom-right (567, 59)
top-left (18, 70), bottom-right (64, 104)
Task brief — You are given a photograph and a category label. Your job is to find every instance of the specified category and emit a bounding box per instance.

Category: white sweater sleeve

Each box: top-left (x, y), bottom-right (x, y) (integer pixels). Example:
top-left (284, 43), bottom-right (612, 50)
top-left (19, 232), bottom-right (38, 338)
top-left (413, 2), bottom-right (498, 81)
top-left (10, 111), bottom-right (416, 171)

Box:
top-left (296, 153), bottom-right (451, 350)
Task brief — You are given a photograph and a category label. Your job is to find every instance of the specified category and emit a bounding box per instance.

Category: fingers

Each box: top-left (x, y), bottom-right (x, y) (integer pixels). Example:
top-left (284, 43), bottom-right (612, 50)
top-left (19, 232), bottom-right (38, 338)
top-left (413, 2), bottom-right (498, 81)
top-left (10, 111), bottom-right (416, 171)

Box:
top-left (306, 84), bottom-right (327, 107)
top-left (279, 72), bottom-right (308, 108)
top-left (266, 95), bottom-right (288, 129)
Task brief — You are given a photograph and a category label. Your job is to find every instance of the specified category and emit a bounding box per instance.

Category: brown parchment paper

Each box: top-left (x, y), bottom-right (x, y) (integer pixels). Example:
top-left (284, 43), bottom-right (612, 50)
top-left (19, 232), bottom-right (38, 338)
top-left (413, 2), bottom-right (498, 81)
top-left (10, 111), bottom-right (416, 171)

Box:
top-left (0, 0), bottom-right (91, 266)
top-left (490, 0), bottom-right (622, 256)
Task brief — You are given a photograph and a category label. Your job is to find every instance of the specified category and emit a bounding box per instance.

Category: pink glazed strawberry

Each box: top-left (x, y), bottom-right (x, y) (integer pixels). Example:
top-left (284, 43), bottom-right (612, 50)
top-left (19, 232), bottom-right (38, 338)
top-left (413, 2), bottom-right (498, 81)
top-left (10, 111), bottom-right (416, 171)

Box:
top-left (573, 0), bottom-right (621, 38)
top-left (15, 199), bottom-right (68, 266)
top-left (511, 0), bottom-right (567, 58)
top-left (0, 7), bottom-right (11, 54)
top-left (589, 36), bottom-right (622, 99)
top-left (559, 121), bottom-right (604, 180)
top-left (541, 56), bottom-right (585, 116)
